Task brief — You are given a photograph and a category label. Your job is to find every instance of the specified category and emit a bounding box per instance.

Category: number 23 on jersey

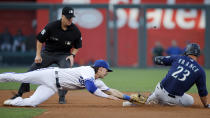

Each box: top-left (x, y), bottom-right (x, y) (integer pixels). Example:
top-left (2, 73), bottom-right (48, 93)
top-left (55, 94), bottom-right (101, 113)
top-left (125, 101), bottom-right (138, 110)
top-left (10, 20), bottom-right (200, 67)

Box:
top-left (172, 66), bottom-right (190, 81)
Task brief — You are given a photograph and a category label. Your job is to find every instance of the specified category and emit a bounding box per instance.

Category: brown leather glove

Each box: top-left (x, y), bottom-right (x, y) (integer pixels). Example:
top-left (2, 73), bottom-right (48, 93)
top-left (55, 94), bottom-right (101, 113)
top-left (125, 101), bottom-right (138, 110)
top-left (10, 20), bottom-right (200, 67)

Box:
top-left (130, 93), bottom-right (148, 104)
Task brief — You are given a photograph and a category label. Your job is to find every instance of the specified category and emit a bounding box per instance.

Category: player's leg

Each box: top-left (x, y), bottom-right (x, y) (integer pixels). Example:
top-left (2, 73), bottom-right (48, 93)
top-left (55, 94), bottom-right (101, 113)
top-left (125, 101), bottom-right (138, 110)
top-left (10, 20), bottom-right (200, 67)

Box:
top-left (4, 85), bottom-right (56, 107)
top-left (159, 93), bottom-right (194, 106)
top-left (0, 68), bottom-right (55, 86)
top-left (57, 54), bottom-right (70, 104)
top-left (152, 83), bottom-right (178, 105)
top-left (12, 52), bottom-right (54, 99)
top-left (0, 72), bottom-right (31, 83)
top-left (146, 83), bottom-right (162, 104)
top-left (149, 83), bottom-right (194, 106)
top-left (176, 93), bottom-right (194, 106)
top-left (146, 92), bottom-right (157, 104)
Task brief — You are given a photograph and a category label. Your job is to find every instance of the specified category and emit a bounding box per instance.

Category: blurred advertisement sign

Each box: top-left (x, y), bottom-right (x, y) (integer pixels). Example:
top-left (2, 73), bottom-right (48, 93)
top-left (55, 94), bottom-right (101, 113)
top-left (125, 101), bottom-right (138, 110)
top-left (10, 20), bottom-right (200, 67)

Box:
top-left (37, 0), bottom-right (205, 66)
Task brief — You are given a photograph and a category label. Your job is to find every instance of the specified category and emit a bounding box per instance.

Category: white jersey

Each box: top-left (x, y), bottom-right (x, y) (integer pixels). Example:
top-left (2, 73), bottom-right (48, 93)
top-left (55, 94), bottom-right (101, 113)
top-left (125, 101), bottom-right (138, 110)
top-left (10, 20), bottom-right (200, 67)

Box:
top-left (56, 66), bottom-right (109, 91)
top-left (0, 66), bottom-right (110, 107)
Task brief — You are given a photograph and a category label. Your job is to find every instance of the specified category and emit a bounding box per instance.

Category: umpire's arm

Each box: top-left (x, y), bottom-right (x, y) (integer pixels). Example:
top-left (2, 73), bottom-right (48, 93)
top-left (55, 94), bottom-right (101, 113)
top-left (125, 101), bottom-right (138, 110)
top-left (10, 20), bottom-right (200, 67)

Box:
top-left (66, 48), bottom-right (79, 67)
top-left (34, 40), bottom-right (43, 63)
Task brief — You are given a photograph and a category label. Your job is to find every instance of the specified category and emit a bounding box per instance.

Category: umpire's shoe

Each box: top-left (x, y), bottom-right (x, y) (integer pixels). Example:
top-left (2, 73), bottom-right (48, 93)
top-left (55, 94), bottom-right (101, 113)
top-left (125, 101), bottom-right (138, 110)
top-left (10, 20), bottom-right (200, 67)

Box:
top-left (59, 96), bottom-right (66, 104)
top-left (58, 89), bottom-right (67, 104)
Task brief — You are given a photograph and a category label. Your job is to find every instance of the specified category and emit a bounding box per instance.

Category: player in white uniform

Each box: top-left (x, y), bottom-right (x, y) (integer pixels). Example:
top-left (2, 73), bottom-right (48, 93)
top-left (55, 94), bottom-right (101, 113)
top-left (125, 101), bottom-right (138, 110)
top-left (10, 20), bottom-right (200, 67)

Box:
top-left (0, 60), bottom-right (134, 107)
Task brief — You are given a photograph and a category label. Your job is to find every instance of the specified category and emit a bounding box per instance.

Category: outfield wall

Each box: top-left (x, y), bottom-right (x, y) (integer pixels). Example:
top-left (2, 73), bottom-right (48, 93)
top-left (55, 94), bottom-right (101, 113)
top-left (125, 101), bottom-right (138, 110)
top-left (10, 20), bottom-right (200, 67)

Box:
top-left (35, 0), bottom-right (207, 67)
top-left (0, 0), bottom-right (209, 67)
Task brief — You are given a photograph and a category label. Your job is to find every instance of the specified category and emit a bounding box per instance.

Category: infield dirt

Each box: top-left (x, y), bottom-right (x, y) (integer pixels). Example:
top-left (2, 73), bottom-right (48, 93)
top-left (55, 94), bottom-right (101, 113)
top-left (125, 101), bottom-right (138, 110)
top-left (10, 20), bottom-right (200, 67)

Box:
top-left (0, 90), bottom-right (210, 118)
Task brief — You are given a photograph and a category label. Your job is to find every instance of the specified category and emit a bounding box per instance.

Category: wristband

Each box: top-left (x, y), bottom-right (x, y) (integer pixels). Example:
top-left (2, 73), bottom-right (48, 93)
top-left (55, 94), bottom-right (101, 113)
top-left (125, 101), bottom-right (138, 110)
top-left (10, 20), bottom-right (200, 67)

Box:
top-left (70, 54), bottom-right (75, 58)
top-left (123, 94), bottom-right (131, 101)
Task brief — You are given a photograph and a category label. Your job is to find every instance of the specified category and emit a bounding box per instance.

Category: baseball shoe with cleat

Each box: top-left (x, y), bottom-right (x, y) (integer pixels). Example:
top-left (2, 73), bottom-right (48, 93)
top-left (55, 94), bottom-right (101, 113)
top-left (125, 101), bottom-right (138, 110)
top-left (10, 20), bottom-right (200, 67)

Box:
top-left (3, 99), bottom-right (13, 106)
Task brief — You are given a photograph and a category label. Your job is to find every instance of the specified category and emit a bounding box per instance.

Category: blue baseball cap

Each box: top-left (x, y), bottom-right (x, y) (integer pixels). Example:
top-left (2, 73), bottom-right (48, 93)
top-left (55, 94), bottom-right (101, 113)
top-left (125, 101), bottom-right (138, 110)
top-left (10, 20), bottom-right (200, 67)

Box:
top-left (93, 60), bottom-right (113, 72)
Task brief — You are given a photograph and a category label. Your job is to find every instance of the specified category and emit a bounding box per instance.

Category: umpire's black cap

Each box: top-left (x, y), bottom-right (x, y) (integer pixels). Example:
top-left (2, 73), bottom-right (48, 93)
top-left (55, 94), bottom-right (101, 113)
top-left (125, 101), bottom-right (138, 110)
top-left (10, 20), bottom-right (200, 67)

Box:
top-left (62, 7), bottom-right (75, 19)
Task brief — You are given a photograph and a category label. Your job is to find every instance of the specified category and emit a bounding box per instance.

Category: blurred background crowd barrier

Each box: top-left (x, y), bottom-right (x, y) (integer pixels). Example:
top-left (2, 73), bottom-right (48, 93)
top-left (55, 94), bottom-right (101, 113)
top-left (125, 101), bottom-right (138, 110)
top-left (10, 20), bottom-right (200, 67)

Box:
top-left (0, 0), bottom-right (210, 68)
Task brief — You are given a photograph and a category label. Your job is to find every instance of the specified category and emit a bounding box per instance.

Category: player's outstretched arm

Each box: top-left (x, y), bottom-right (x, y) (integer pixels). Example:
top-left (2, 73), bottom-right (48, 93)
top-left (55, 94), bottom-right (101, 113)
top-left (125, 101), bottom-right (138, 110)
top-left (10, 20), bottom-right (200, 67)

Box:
top-left (103, 88), bottom-right (126, 99)
top-left (84, 80), bottom-right (119, 100)
top-left (103, 89), bottom-right (148, 104)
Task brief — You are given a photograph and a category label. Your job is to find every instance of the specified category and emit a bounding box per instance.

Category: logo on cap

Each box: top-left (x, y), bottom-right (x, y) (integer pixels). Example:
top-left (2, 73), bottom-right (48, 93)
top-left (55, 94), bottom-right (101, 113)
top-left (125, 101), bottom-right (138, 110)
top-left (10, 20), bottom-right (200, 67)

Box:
top-left (69, 10), bottom-right (73, 14)
top-left (62, 7), bottom-right (75, 19)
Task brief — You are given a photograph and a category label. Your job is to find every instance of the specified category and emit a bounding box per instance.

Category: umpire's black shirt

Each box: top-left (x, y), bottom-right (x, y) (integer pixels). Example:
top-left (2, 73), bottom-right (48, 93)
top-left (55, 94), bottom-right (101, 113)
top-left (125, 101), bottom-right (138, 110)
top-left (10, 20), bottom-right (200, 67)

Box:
top-left (37, 20), bottom-right (82, 53)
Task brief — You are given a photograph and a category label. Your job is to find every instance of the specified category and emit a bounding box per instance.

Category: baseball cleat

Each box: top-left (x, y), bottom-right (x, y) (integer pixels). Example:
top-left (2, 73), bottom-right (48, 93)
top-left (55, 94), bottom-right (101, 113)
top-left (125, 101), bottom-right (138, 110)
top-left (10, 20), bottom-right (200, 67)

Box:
top-left (3, 99), bottom-right (13, 106)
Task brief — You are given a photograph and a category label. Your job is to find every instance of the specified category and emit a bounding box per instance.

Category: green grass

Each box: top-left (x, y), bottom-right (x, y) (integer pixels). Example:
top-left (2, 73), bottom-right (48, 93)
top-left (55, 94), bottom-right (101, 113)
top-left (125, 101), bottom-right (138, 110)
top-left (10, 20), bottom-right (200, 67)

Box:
top-left (103, 68), bottom-right (166, 92)
top-left (0, 67), bottom-right (209, 118)
top-left (103, 68), bottom-right (210, 93)
top-left (0, 67), bottom-right (209, 92)
top-left (0, 108), bottom-right (46, 118)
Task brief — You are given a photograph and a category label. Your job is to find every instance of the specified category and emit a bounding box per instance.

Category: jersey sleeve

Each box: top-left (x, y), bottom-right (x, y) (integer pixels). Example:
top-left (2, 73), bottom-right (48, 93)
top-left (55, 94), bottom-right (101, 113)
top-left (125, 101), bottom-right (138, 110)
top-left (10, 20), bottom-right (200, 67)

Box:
top-left (72, 25), bottom-right (82, 49)
top-left (196, 69), bottom-right (208, 97)
top-left (84, 79), bottom-right (97, 93)
top-left (154, 56), bottom-right (176, 66)
top-left (94, 79), bottom-right (110, 91)
top-left (36, 24), bottom-right (50, 43)
top-left (84, 79), bottom-right (109, 98)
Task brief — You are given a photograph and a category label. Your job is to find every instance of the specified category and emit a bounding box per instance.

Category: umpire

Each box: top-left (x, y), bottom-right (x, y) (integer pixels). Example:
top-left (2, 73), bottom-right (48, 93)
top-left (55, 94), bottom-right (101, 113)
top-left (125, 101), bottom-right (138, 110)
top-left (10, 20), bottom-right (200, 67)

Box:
top-left (10, 6), bottom-right (82, 104)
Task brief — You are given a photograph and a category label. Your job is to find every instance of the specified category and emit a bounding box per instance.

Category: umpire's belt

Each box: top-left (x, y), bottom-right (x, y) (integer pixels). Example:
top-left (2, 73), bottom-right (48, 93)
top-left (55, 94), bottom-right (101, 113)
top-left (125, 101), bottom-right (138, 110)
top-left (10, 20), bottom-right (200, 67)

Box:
top-left (160, 83), bottom-right (176, 98)
top-left (55, 71), bottom-right (61, 88)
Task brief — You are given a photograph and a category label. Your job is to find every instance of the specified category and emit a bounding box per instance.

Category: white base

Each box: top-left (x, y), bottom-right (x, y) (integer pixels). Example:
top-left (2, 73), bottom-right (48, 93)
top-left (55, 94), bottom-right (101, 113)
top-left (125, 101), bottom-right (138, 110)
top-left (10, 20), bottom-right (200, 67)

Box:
top-left (122, 101), bottom-right (135, 107)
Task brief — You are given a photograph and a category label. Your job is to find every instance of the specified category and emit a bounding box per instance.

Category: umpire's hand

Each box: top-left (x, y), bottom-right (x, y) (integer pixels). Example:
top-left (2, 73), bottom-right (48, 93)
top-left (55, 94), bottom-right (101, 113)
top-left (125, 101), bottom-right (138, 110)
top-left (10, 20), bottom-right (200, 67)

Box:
top-left (66, 55), bottom-right (74, 67)
top-left (35, 55), bottom-right (42, 63)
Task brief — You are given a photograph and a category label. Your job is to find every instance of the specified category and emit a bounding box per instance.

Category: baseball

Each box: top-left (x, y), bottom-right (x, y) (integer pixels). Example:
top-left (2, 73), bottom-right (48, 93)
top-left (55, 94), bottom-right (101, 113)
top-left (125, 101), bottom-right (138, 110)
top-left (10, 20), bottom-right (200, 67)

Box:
top-left (122, 101), bottom-right (133, 107)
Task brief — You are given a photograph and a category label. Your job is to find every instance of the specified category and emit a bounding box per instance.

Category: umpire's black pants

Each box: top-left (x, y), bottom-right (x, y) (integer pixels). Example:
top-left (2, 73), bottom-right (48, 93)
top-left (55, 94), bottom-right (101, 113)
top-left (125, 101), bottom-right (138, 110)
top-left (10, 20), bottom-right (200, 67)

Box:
top-left (17, 51), bottom-right (71, 101)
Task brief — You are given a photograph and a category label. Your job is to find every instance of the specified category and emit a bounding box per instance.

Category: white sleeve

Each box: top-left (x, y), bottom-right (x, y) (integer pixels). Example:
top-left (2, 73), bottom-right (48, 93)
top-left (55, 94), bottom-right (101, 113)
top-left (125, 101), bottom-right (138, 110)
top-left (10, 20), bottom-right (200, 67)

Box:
top-left (93, 89), bottom-right (109, 98)
top-left (94, 79), bottom-right (110, 91)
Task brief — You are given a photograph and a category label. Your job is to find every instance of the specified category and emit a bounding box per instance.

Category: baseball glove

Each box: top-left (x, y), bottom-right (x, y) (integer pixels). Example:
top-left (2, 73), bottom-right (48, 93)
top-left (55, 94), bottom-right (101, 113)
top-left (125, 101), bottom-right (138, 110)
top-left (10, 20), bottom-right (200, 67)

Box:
top-left (130, 93), bottom-right (148, 104)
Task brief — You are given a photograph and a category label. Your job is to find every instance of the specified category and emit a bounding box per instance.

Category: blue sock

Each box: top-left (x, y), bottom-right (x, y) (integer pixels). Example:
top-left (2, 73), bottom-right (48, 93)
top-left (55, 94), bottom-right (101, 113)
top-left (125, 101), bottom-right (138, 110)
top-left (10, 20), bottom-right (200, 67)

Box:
top-left (123, 94), bottom-right (131, 101)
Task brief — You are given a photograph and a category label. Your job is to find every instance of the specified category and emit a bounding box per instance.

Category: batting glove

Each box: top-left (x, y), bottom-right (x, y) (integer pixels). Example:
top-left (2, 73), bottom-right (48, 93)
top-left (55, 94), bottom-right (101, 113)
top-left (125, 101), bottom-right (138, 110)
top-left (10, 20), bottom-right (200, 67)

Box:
top-left (205, 104), bottom-right (210, 108)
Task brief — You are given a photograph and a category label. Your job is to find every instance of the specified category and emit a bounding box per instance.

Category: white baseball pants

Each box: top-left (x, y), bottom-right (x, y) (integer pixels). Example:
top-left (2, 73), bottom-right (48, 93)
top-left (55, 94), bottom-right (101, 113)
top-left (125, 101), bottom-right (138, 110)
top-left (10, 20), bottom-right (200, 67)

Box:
top-left (146, 83), bottom-right (194, 106)
top-left (0, 68), bottom-right (58, 107)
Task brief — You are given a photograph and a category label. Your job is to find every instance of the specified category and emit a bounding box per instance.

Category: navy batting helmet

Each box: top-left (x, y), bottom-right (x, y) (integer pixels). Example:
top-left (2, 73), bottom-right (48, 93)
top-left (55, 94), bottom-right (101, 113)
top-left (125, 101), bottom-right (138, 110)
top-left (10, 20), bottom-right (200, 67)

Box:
top-left (184, 43), bottom-right (200, 57)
